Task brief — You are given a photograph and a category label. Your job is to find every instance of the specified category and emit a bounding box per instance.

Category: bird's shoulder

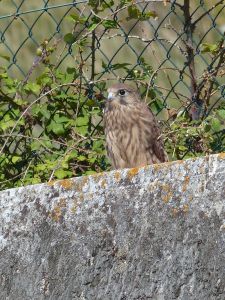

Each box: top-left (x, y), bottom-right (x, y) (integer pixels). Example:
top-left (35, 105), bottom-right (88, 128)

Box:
top-left (135, 101), bottom-right (155, 122)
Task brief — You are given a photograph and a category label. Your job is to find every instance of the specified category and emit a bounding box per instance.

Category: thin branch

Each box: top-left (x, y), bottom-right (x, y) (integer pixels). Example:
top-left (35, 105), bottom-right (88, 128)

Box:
top-left (192, 0), bottom-right (224, 29)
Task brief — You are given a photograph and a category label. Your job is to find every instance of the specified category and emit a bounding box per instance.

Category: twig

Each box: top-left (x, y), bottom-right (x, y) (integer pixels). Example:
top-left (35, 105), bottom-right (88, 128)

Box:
top-left (205, 47), bottom-right (225, 107)
top-left (192, 0), bottom-right (224, 30)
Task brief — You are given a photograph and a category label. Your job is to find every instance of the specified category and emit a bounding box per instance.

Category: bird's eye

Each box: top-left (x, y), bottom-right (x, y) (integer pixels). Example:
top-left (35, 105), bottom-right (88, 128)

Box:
top-left (119, 89), bottom-right (126, 96)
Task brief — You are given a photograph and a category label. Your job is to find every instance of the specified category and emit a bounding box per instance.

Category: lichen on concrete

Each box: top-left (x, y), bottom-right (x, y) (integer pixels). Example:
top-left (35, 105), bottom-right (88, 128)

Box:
top-left (0, 153), bottom-right (225, 299)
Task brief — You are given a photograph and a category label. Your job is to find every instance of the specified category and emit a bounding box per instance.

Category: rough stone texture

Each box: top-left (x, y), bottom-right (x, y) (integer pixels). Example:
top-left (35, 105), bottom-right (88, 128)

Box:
top-left (0, 153), bottom-right (225, 300)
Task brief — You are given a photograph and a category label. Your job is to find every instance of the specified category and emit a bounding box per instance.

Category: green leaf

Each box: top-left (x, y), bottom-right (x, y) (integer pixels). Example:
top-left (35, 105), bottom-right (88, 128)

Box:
top-left (85, 170), bottom-right (97, 175)
top-left (110, 63), bottom-right (131, 70)
top-left (85, 99), bottom-right (96, 107)
top-left (54, 114), bottom-right (70, 123)
top-left (102, 20), bottom-right (118, 29)
top-left (54, 169), bottom-right (72, 179)
top-left (178, 145), bottom-right (187, 151)
top-left (150, 99), bottom-right (165, 114)
top-left (217, 109), bottom-right (225, 119)
top-left (92, 140), bottom-right (104, 152)
top-left (0, 119), bottom-right (15, 131)
top-left (66, 13), bottom-right (87, 24)
top-left (0, 71), bottom-right (8, 79)
top-left (37, 72), bottom-right (52, 85)
top-left (32, 104), bottom-right (50, 119)
top-left (201, 43), bottom-right (218, 54)
top-left (142, 11), bottom-right (158, 20)
top-left (12, 156), bottom-right (22, 163)
top-left (39, 106), bottom-right (51, 119)
top-left (127, 5), bottom-right (140, 20)
top-left (53, 123), bottom-right (66, 135)
top-left (127, 5), bottom-right (157, 21)
top-left (47, 121), bottom-right (66, 136)
top-left (88, 23), bottom-right (98, 31)
top-left (88, 0), bottom-right (114, 12)
top-left (77, 155), bottom-right (86, 161)
top-left (75, 126), bottom-right (88, 135)
top-left (36, 163), bottom-right (49, 171)
top-left (75, 116), bottom-right (89, 126)
top-left (64, 33), bottom-right (76, 44)
top-left (66, 150), bottom-right (78, 161)
top-left (203, 123), bottom-right (211, 133)
top-left (0, 53), bottom-right (10, 62)
top-left (67, 67), bottom-right (77, 75)
top-left (211, 118), bottom-right (221, 132)
top-left (30, 141), bottom-right (41, 151)
top-left (24, 82), bottom-right (40, 94)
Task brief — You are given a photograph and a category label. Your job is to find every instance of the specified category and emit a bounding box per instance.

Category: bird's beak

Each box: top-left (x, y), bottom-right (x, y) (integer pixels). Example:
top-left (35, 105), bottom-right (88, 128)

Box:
top-left (107, 92), bottom-right (114, 101)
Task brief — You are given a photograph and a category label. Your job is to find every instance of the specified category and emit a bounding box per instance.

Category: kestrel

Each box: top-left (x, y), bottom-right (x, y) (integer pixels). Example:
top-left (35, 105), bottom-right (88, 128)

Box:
top-left (103, 83), bottom-right (168, 169)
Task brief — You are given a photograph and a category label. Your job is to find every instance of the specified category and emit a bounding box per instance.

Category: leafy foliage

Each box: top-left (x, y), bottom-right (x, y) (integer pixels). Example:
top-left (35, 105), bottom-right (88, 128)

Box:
top-left (0, 0), bottom-right (224, 190)
top-left (0, 63), bottom-right (108, 189)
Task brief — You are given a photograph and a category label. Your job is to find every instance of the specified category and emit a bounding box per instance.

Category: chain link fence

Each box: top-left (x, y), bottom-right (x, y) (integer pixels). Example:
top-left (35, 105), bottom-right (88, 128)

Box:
top-left (0, 0), bottom-right (224, 190)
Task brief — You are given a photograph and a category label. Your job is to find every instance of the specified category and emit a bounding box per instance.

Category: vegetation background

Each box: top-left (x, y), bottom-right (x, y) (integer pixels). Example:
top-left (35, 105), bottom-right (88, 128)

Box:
top-left (0, 0), bottom-right (224, 190)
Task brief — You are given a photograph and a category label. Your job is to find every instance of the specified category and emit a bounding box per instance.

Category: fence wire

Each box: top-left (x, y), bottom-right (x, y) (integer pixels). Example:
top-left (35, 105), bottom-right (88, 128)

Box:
top-left (0, 0), bottom-right (224, 190)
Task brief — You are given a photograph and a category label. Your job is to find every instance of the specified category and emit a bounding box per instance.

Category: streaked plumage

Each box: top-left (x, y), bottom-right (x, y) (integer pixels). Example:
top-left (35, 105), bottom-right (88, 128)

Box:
top-left (103, 83), bottom-right (168, 169)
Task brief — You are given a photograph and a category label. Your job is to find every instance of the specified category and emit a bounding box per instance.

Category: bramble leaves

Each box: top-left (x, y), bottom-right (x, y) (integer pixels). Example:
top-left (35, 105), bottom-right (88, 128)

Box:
top-left (127, 5), bottom-right (157, 21)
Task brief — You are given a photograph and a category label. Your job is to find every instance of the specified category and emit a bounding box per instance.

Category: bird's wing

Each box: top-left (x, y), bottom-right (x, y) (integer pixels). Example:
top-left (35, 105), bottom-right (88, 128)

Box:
top-left (138, 102), bottom-right (168, 163)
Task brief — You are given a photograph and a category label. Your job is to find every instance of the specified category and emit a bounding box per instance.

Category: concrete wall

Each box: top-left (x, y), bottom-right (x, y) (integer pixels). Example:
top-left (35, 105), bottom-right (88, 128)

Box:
top-left (0, 153), bottom-right (225, 300)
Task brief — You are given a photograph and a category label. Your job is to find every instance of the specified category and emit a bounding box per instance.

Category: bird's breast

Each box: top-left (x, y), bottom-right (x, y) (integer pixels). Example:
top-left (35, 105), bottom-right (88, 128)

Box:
top-left (104, 105), bottom-right (136, 131)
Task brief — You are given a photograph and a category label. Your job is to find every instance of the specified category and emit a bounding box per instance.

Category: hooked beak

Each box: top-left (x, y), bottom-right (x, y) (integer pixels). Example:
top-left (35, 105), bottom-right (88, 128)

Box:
top-left (107, 92), bottom-right (114, 101)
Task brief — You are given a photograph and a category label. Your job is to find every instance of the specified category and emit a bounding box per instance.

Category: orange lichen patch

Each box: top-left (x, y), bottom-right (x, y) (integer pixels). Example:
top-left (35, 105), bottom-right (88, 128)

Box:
top-left (50, 198), bottom-right (67, 222)
top-left (171, 204), bottom-right (189, 216)
top-left (100, 179), bottom-right (107, 188)
top-left (199, 165), bottom-right (205, 174)
top-left (170, 159), bottom-right (184, 166)
top-left (218, 152), bottom-right (225, 159)
top-left (182, 204), bottom-right (189, 213)
top-left (59, 179), bottom-right (73, 189)
top-left (171, 207), bottom-right (179, 217)
top-left (177, 159), bottom-right (184, 164)
top-left (86, 192), bottom-right (94, 200)
top-left (161, 184), bottom-right (173, 203)
top-left (47, 180), bottom-right (57, 186)
top-left (143, 165), bottom-right (149, 171)
top-left (73, 176), bottom-right (89, 193)
top-left (114, 171), bottom-right (121, 181)
top-left (91, 172), bottom-right (105, 183)
top-left (127, 167), bottom-right (139, 180)
top-left (183, 163), bottom-right (190, 172)
top-left (71, 193), bottom-right (86, 213)
top-left (50, 206), bottom-right (62, 222)
top-left (189, 195), bottom-right (193, 201)
top-left (71, 204), bottom-right (77, 214)
top-left (182, 176), bottom-right (190, 192)
top-left (153, 163), bottom-right (164, 172)
top-left (148, 181), bottom-right (158, 192)
top-left (81, 176), bottom-right (88, 186)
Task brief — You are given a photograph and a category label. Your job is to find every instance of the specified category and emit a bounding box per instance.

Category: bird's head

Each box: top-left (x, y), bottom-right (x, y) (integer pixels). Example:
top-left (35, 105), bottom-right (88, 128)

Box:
top-left (106, 83), bottom-right (140, 106)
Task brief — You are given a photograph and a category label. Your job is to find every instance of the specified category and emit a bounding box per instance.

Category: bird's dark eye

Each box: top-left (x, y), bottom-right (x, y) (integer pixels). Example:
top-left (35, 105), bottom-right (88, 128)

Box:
top-left (119, 89), bottom-right (126, 96)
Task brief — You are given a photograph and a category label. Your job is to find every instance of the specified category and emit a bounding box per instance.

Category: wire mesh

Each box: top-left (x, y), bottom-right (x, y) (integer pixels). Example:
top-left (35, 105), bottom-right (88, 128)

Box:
top-left (0, 0), bottom-right (224, 190)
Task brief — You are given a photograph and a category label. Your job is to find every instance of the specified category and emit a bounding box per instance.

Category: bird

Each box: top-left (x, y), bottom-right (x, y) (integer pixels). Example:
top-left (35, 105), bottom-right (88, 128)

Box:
top-left (103, 83), bottom-right (168, 169)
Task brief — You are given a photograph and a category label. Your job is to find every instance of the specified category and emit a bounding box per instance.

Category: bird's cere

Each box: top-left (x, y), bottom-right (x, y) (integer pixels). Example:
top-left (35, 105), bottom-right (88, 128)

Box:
top-left (108, 92), bottom-right (114, 101)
